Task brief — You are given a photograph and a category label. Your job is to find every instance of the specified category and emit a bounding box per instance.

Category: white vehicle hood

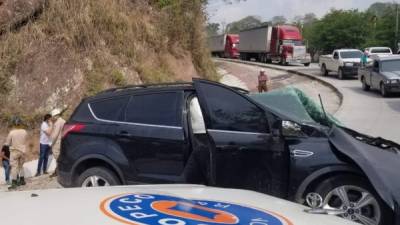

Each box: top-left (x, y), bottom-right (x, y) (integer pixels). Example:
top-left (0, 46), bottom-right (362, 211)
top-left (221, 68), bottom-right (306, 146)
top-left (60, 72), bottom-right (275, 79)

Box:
top-left (0, 184), bottom-right (356, 225)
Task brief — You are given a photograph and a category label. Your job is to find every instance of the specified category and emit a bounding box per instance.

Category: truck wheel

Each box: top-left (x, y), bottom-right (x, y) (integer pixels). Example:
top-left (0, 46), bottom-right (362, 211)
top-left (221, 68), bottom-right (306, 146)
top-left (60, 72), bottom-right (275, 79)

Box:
top-left (76, 167), bottom-right (120, 187)
top-left (304, 63), bottom-right (310, 67)
top-left (338, 68), bottom-right (344, 80)
top-left (361, 77), bottom-right (370, 91)
top-left (281, 58), bottom-right (288, 66)
top-left (380, 83), bottom-right (389, 97)
top-left (311, 175), bottom-right (392, 225)
top-left (321, 64), bottom-right (328, 76)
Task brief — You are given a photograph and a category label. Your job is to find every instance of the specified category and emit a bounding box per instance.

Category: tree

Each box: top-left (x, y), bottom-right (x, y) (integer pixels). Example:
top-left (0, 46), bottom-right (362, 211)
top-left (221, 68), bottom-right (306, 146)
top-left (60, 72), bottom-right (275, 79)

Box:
top-left (226, 16), bottom-right (262, 33)
top-left (306, 9), bottom-right (371, 53)
top-left (206, 23), bottom-right (220, 36)
top-left (303, 13), bottom-right (317, 26)
top-left (271, 16), bottom-right (287, 25)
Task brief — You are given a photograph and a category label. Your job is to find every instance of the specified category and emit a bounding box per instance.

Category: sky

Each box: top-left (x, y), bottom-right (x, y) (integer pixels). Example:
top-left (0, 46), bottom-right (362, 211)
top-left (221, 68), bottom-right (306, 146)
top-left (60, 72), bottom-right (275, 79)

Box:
top-left (206, 0), bottom-right (396, 24)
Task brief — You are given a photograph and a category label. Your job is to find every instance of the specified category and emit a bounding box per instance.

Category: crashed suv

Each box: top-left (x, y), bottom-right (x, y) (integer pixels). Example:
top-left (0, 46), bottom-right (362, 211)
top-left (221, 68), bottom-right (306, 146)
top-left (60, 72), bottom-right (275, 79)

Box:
top-left (58, 79), bottom-right (400, 225)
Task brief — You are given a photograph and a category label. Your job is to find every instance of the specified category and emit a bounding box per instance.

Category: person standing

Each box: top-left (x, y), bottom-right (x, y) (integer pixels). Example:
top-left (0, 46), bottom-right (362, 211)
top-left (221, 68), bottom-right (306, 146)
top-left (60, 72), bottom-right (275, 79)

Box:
top-left (361, 50), bottom-right (368, 67)
top-left (49, 108), bottom-right (65, 177)
top-left (36, 114), bottom-right (53, 176)
top-left (258, 69), bottom-right (269, 93)
top-left (5, 117), bottom-right (28, 190)
top-left (1, 145), bottom-right (10, 185)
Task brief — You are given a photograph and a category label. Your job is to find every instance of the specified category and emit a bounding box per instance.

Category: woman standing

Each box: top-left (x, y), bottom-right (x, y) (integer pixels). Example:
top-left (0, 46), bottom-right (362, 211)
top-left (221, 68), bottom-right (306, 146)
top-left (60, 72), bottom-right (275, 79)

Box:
top-left (36, 114), bottom-right (53, 176)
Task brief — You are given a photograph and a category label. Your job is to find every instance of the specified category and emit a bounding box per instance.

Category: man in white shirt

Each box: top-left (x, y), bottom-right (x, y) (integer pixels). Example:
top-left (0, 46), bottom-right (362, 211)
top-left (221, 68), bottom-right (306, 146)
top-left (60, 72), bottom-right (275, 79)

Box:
top-left (36, 114), bottom-right (53, 176)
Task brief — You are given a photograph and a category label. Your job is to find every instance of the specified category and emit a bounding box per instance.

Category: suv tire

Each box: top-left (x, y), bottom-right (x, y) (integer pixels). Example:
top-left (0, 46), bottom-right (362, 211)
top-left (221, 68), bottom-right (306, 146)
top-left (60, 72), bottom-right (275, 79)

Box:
top-left (312, 175), bottom-right (391, 225)
top-left (321, 64), bottom-right (328, 76)
top-left (338, 68), bottom-right (344, 80)
top-left (76, 167), bottom-right (120, 187)
top-left (361, 77), bottom-right (370, 91)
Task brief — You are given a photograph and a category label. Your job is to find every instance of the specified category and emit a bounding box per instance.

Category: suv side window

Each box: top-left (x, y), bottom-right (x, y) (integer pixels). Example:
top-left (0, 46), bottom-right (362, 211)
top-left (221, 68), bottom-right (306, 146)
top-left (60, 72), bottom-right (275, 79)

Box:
top-left (125, 92), bottom-right (183, 127)
top-left (90, 96), bottom-right (129, 121)
top-left (199, 84), bottom-right (269, 133)
top-left (333, 52), bottom-right (339, 59)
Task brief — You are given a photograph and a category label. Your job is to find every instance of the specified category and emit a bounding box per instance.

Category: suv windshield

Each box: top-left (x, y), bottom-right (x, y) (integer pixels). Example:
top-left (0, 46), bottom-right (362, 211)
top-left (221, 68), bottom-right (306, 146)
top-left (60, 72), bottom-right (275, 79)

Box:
top-left (381, 60), bottom-right (400, 72)
top-left (249, 87), bottom-right (340, 127)
top-left (340, 51), bottom-right (362, 58)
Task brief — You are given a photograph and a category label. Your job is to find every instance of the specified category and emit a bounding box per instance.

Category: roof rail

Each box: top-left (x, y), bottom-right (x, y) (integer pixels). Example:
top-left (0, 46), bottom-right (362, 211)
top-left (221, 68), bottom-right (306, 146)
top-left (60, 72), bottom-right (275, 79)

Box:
top-left (99, 82), bottom-right (194, 94)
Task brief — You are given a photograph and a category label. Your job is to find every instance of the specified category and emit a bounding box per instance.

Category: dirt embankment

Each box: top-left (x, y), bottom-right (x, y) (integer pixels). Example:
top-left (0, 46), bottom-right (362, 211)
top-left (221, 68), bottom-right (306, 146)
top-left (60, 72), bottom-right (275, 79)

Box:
top-left (0, 0), bottom-right (216, 161)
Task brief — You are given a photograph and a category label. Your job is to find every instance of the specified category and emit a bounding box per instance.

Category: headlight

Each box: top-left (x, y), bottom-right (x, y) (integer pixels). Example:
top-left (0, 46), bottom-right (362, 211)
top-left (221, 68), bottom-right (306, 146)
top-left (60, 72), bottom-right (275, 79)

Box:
top-left (385, 79), bottom-right (399, 84)
top-left (344, 62), bottom-right (354, 67)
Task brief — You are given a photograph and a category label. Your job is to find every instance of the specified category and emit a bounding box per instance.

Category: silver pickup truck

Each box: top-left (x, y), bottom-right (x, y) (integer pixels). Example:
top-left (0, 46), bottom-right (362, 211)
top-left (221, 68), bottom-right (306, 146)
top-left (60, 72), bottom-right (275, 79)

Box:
top-left (319, 49), bottom-right (363, 79)
top-left (359, 55), bottom-right (400, 97)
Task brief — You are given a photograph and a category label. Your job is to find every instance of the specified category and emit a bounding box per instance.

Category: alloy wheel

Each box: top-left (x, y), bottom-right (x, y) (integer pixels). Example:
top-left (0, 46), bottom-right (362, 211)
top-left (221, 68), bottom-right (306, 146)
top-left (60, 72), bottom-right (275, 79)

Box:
top-left (323, 185), bottom-right (381, 225)
top-left (82, 175), bottom-right (110, 187)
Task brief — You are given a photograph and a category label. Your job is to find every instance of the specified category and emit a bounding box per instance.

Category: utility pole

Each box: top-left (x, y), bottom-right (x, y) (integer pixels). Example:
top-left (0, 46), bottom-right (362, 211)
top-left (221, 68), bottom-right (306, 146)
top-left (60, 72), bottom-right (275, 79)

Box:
top-left (396, 1), bottom-right (399, 52)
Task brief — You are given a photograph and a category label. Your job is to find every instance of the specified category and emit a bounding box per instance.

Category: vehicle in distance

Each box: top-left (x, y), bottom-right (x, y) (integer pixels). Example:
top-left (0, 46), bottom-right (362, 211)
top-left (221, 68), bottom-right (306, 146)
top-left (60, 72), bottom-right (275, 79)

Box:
top-left (319, 49), bottom-right (363, 79)
top-left (0, 184), bottom-right (358, 225)
top-left (208, 34), bottom-right (240, 59)
top-left (238, 25), bottom-right (311, 66)
top-left (365, 47), bottom-right (393, 57)
top-left (58, 79), bottom-right (400, 225)
top-left (359, 55), bottom-right (400, 97)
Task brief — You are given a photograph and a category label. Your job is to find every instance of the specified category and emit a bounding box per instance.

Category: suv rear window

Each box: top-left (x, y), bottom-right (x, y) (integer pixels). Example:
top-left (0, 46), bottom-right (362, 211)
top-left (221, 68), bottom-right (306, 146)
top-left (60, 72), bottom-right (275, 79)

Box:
top-left (125, 92), bottom-right (182, 127)
top-left (90, 96), bottom-right (129, 121)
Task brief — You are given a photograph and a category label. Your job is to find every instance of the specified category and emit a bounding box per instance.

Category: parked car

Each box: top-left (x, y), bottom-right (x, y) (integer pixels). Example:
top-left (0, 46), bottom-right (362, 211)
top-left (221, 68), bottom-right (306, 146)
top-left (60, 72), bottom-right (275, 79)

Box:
top-left (359, 55), bottom-right (400, 97)
top-left (319, 49), bottom-right (363, 79)
top-left (0, 184), bottom-right (358, 225)
top-left (58, 79), bottom-right (400, 225)
top-left (365, 47), bottom-right (393, 57)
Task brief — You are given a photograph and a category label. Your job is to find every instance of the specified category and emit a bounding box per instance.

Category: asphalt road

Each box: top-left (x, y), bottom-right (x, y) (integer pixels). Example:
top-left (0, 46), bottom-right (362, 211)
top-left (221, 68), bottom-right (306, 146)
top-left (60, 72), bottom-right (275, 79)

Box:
top-left (219, 60), bottom-right (400, 143)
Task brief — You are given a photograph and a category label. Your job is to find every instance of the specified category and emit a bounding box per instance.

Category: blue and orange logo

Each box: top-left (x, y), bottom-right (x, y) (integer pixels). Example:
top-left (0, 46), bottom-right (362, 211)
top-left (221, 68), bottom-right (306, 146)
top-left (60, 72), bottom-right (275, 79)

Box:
top-left (100, 193), bottom-right (293, 225)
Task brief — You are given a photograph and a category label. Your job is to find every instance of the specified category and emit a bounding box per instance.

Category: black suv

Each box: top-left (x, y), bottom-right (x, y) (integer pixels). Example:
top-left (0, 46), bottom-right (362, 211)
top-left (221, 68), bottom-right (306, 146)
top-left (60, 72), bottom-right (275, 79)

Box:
top-left (58, 79), bottom-right (400, 225)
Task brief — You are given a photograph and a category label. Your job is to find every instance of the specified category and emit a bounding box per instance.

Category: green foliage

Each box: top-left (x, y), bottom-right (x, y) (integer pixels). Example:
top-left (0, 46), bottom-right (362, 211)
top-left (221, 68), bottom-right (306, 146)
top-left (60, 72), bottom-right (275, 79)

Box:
top-left (226, 16), bottom-right (262, 33)
top-left (303, 3), bottom-right (400, 53)
top-left (271, 16), bottom-right (287, 25)
top-left (207, 23), bottom-right (220, 36)
top-left (110, 70), bottom-right (127, 86)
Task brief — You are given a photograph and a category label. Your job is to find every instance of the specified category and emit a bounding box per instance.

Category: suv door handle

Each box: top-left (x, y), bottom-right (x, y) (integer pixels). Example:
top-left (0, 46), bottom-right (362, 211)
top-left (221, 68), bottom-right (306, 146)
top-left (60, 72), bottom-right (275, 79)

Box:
top-left (117, 131), bottom-right (134, 138)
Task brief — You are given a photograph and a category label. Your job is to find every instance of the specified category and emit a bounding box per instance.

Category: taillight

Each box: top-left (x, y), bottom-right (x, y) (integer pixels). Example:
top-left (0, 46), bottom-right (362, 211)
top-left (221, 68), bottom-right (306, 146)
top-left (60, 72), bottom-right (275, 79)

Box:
top-left (62, 123), bottom-right (85, 139)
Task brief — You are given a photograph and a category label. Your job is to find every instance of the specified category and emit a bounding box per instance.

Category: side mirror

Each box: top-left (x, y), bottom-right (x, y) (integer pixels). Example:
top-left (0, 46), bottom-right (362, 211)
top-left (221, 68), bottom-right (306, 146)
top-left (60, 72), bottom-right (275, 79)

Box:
top-left (333, 55), bottom-right (339, 59)
top-left (281, 121), bottom-right (305, 137)
top-left (373, 67), bottom-right (379, 72)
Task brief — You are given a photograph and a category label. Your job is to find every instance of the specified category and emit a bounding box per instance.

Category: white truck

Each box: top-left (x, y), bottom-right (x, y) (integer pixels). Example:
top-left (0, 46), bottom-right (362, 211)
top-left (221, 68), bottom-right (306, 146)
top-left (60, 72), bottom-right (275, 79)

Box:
top-left (0, 184), bottom-right (357, 225)
top-left (319, 49), bottom-right (363, 79)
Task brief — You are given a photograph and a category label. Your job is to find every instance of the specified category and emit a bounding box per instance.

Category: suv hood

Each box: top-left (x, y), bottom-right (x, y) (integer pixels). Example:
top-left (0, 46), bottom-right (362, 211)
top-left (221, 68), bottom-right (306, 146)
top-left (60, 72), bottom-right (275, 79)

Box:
top-left (381, 71), bottom-right (400, 79)
top-left (0, 184), bottom-right (355, 225)
top-left (329, 126), bottom-right (400, 222)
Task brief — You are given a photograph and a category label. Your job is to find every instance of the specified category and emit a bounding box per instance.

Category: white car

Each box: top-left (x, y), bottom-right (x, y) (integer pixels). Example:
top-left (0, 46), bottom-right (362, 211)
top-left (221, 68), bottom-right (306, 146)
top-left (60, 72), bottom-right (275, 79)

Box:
top-left (365, 47), bottom-right (393, 57)
top-left (0, 184), bottom-right (356, 225)
top-left (319, 49), bottom-right (364, 79)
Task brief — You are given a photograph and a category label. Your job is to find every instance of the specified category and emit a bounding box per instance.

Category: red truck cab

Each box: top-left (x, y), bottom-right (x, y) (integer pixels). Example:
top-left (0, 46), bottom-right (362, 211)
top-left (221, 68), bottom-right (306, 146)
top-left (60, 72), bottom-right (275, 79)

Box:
top-left (225, 34), bottom-right (240, 58)
top-left (271, 25), bottom-right (311, 66)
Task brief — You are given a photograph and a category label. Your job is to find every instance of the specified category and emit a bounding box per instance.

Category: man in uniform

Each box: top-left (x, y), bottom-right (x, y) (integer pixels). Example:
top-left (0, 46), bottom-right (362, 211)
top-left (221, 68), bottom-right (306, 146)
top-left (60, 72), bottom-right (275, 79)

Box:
top-left (258, 69), bottom-right (269, 93)
top-left (50, 108), bottom-right (66, 177)
top-left (5, 117), bottom-right (28, 190)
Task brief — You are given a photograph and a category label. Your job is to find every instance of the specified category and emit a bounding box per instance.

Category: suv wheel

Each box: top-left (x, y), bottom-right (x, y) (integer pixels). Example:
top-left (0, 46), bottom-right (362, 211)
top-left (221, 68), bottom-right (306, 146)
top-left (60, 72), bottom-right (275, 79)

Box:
top-left (321, 64), bottom-right (328, 76)
top-left (76, 167), bottom-right (120, 187)
top-left (311, 175), bottom-right (391, 225)
top-left (338, 68), bottom-right (344, 80)
top-left (362, 77), bottom-right (370, 91)
top-left (380, 83), bottom-right (388, 97)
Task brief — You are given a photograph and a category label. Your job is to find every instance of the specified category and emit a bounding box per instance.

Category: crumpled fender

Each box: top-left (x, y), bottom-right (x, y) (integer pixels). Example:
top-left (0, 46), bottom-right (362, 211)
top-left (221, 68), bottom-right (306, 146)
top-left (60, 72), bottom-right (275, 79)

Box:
top-left (328, 126), bottom-right (400, 223)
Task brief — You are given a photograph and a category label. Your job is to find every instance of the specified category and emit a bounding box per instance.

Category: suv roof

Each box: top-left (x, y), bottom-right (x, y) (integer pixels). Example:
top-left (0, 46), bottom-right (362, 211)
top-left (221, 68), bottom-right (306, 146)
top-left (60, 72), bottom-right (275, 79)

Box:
top-left (86, 79), bottom-right (250, 102)
top-left (88, 82), bottom-right (195, 101)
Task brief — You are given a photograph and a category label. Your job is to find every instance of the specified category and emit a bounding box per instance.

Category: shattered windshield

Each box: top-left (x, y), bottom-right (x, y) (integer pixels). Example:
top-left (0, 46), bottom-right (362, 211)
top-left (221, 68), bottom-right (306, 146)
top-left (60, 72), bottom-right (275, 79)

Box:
top-left (250, 87), bottom-right (340, 127)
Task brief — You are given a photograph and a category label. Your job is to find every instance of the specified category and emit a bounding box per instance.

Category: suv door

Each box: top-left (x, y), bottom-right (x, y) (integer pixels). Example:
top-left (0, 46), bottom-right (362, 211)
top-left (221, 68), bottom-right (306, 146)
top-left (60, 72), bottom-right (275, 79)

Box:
top-left (118, 91), bottom-right (187, 183)
top-left (193, 80), bottom-right (288, 197)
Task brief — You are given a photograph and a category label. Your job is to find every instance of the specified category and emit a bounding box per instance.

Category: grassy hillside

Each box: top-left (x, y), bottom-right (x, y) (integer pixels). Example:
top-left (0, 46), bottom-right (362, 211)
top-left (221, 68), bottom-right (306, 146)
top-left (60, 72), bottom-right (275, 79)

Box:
top-left (0, 0), bottom-right (217, 126)
top-left (0, 0), bottom-right (217, 159)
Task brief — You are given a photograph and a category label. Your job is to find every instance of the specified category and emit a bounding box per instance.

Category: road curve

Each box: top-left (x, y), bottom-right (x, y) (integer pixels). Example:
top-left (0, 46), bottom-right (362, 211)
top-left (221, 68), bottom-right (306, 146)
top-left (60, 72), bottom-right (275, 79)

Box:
top-left (216, 59), bottom-right (400, 143)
